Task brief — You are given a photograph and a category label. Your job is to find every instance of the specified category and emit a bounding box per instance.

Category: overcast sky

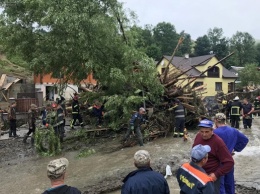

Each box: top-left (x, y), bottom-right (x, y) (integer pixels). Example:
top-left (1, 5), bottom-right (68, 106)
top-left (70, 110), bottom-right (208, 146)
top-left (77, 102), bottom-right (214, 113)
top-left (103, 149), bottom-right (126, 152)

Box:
top-left (119, 0), bottom-right (260, 41)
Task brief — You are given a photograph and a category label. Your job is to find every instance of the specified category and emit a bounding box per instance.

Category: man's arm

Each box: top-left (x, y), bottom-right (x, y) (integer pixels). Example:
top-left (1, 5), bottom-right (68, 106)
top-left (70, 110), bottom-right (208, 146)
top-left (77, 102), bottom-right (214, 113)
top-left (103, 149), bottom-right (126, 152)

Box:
top-left (214, 143), bottom-right (234, 178)
top-left (234, 130), bottom-right (249, 152)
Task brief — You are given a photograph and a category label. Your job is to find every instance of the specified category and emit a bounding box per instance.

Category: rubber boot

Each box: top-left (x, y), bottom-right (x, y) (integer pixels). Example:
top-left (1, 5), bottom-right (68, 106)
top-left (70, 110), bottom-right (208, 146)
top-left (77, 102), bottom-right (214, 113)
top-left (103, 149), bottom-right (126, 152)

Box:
top-left (23, 135), bottom-right (28, 143)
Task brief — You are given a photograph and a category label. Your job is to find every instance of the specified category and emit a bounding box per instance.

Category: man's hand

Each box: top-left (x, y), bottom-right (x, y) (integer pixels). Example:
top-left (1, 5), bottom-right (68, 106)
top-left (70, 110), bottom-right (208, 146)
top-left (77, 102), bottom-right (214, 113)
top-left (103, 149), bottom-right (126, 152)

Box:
top-left (209, 173), bottom-right (217, 181)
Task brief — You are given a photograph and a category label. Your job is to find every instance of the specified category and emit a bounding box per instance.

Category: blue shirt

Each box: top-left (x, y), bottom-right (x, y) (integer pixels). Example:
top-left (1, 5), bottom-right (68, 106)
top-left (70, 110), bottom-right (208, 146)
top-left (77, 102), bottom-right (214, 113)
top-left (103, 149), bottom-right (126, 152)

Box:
top-left (214, 125), bottom-right (248, 153)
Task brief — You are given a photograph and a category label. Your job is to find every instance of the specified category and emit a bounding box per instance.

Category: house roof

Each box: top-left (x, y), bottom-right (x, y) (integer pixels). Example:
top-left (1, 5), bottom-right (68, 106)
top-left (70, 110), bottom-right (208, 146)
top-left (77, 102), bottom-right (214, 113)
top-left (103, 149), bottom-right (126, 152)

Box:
top-left (160, 55), bottom-right (237, 79)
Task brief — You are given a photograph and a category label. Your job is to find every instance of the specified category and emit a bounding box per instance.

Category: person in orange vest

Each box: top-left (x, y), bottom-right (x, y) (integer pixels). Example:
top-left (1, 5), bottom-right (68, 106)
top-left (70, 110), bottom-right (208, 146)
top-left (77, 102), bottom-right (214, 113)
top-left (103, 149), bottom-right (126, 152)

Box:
top-left (176, 144), bottom-right (214, 194)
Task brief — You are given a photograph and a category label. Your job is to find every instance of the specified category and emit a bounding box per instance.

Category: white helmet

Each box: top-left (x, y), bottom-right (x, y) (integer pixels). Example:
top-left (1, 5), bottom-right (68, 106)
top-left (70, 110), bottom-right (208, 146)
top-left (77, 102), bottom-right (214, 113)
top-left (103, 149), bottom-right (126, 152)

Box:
top-left (233, 96), bottom-right (239, 101)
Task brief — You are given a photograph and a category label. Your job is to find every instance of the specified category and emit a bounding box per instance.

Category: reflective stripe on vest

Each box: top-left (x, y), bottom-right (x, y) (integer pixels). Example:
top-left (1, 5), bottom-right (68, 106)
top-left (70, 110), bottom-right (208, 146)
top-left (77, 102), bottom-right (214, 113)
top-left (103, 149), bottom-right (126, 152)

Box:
top-left (231, 106), bottom-right (240, 115)
top-left (181, 163), bottom-right (213, 185)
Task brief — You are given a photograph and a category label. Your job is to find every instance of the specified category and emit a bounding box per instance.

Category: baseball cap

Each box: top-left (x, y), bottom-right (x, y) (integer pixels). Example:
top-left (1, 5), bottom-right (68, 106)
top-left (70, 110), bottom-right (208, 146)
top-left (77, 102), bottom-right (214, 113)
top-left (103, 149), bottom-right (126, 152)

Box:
top-left (47, 158), bottom-right (69, 179)
top-left (198, 119), bottom-right (213, 128)
top-left (215, 113), bottom-right (226, 121)
top-left (233, 96), bottom-right (239, 100)
top-left (134, 150), bottom-right (150, 165)
top-left (191, 144), bottom-right (211, 163)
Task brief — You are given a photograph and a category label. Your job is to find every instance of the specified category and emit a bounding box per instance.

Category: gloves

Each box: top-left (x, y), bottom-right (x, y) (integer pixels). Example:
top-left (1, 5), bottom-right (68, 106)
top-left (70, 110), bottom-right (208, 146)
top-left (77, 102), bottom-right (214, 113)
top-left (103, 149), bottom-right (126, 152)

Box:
top-left (130, 126), bottom-right (134, 131)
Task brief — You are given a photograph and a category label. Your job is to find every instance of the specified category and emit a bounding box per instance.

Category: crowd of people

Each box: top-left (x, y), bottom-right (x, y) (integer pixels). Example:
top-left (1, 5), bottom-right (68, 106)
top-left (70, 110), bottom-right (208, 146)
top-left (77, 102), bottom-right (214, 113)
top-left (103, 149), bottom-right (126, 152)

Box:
top-left (1, 94), bottom-right (253, 194)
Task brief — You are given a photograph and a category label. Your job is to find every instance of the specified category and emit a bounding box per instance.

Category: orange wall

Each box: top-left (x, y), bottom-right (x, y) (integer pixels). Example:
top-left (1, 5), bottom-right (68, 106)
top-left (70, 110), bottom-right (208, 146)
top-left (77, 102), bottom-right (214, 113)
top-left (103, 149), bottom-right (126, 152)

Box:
top-left (34, 73), bottom-right (97, 85)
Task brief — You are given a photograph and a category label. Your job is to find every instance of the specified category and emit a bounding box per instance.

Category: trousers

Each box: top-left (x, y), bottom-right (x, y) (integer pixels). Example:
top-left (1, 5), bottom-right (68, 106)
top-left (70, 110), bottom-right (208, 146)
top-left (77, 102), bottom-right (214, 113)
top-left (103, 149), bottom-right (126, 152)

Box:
top-left (243, 118), bottom-right (252, 128)
top-left (220, 167), bottom-right (235, 194)
top-left (124, 126), bottom-right (143, 146)
top-left (230, 115), bottom-right (240, 129)
top-left (9, 119), bottom-right (17, 137)
top-left (71, 114), bottom-right (83, 127)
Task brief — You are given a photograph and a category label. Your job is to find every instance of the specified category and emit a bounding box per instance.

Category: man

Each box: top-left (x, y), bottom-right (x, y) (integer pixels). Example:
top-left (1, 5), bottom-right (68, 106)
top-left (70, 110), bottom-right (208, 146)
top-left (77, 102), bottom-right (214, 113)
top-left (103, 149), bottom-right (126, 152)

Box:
top-left (230, 96), bottom-right (242, 129)
top-left (43, 157), bottom-right (81, 194)
top-left (242, 98), bottom-right (254, 129)
top-left (214, 113), bottom-right (249, 194)
top-left (253, 97), bottom-right (260, 117)
top-left (176, 144), bottom-right (214, 194)
top-left (70, 94), bottom-right (84, 129)
top-left (193, 119), bottom-right (234, 194)
top-left (169, 99), bottom-right (185, 137)
top-left (8, 101), bottom-right (18, 138)
top-left (121, 150), bottom-right (169, 194)
top-left (56, 101), bottom-right (65, 141)
top-left (92, 100), bottom-right (104, 127)
top-left (123, 107), bottom-right (146, 146)
top-left (42, 104), bottom-right (52, 126)
top-left (23, 104), bottom-right (38, 144)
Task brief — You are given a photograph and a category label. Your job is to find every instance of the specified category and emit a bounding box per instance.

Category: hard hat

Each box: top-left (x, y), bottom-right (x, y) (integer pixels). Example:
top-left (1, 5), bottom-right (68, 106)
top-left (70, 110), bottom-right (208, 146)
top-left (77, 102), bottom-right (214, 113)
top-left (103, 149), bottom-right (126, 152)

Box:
top-left (233, 96), bottom-right (239, 101)
top-left (222, 100), bottom-right (227, 105)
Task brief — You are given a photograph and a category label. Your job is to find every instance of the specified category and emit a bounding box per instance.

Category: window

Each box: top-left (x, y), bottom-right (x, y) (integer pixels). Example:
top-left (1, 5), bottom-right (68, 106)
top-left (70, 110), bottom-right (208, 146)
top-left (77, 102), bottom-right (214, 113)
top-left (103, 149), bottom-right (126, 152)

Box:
top-left (215, 82), bottom-right (222, 91)
top-left (192, 82), bottom-right (203, 89)
top-left (161, 68), bottom-right (166, 74)
top-left (208, 66), bottom-right (220, 78)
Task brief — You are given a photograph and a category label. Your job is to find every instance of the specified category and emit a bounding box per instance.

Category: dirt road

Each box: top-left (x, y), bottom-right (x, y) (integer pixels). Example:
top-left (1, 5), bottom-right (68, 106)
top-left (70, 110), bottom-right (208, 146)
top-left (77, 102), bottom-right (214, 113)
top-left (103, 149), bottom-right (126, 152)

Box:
top-left (0, 118), bottom-right (260, 194)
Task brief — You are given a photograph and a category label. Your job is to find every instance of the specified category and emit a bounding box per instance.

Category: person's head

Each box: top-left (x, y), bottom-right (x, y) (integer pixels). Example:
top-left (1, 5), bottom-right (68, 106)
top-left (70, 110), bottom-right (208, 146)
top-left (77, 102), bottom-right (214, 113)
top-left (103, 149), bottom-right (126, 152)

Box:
top-left (198, 119), bottom-right (214, 140)
top-left (139, 107), bottom-right (146, 115)
top-left (47, 158), bottom-right (69, 182)
top-left (73, 95), bottom-right (78, 101)
top-left (214, 113), bottom-right (226, 127)
top-left (134, 150), bottom-right (151, 168)
top-left (30, 104), bottom-right (38, 111)
top-left (233, 96), bottom-right (239, 101)
top-left (243, 98), bottom-right (248, 104)
top-left (52, 103), bottom-right (58, 110)
top-left (191, 144), bottom-right (211, 167)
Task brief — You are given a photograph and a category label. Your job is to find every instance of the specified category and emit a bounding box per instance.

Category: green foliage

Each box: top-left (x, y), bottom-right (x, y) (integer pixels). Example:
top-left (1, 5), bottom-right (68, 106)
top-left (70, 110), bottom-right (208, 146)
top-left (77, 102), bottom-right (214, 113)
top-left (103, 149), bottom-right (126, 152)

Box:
top-left (35, 127), bottom-right (61, 156)
top-left (256, 43), bottom-right (260, 65)
top-left (229, 31), bottom-right (256, 66)
top-left (194, 35), bottom-right (211, 56)
top-left (239, 63), bottom-right (260, 86)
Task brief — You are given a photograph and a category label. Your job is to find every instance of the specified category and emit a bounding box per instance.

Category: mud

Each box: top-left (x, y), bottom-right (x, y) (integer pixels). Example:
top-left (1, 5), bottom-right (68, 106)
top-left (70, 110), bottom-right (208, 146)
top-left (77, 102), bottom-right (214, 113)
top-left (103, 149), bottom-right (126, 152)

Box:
top-left (0, 119), bottom-right (260, 194)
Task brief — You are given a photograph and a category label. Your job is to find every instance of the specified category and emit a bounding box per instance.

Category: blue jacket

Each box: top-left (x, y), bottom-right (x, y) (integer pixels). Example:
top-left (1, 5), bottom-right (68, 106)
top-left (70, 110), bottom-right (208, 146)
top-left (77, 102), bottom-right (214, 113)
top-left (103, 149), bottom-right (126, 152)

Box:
top-left (122, 167), bottom-right (170, 194)
top-left (176, 162), bottom-right (214, 194)
top-left (130, 112), bottom-right (145, 128)
top-left (214, 126), bottom-right (249, 153)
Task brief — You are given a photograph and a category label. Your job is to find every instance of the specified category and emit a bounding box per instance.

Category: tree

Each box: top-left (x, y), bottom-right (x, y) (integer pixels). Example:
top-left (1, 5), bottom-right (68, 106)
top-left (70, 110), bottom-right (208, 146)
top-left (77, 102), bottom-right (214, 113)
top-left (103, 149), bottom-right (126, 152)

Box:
top-left (239, 63), bottom-right (260, 86)
top-left (177, 31), bottom-right (192, 56)
top-left (0, 0), bottom-right (164, 130)
top-left (153, 22), bottom-right (179, 56)
top-left (229, 32), bottom-right (256, 66)
top-left (207, 27), bottom-right (229, 59)
top-left (194, 35), bottom-right (211, 56)
top-left (256, 43), bottom-right (260, 66)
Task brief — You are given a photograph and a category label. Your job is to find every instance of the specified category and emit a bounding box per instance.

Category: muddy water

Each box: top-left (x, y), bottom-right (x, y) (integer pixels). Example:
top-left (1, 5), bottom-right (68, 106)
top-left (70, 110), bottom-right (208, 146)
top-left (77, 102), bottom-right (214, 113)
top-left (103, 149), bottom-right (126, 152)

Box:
top-left (1, 118), bottom-right (260, 194)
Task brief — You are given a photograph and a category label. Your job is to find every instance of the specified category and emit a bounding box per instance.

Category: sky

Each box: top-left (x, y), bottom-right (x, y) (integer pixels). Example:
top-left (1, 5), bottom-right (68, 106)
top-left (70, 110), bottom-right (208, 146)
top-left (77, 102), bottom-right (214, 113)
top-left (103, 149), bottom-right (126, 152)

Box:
top-left (119, 0), bottom-right (260, 41)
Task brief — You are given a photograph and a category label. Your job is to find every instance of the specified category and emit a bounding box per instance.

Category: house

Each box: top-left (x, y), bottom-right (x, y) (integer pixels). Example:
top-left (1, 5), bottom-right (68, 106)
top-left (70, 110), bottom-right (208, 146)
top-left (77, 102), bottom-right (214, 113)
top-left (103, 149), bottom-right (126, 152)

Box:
top-left (156, 54), bottom-right (237, 96)
top-left (229, 66), bottom-right (244, 85)
top-left (34, 73), bottom-right (97, 101)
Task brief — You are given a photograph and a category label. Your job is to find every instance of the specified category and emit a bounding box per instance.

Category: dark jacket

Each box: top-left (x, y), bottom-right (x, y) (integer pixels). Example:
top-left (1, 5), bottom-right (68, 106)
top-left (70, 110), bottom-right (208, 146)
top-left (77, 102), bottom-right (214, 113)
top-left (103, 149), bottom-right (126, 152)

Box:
top-left (122, 167), bottom-right (170, 194)
top-left (8, 106), bottom-right (16, 120)
top-left (169, 103), bottom-right (185, 119)
top-left (28, 109), bottom-right (37, 128)
top-left (72, 100), bottom-right (80, 114)
top-left (176, 162), bottom-right (214, 194)
top-left (42, 185), bottom-right (81, 194)
top-left (230, 101), bottom-right (242, 116)
top-left (129, 112), bottom-right (145, 128)
top-left (92, 104), bottom-right (104, 117)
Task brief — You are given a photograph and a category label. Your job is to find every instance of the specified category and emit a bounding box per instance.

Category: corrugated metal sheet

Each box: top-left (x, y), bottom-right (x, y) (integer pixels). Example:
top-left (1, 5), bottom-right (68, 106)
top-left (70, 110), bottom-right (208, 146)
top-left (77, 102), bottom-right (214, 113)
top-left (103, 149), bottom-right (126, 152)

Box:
top-left (16, 98), bottom-right (38, 112)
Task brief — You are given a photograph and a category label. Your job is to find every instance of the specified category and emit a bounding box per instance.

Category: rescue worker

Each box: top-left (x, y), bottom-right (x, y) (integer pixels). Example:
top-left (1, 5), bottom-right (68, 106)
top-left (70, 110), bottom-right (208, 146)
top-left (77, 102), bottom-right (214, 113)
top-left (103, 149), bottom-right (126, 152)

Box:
top-left (253, 97), bottom-right (260, 117)
top-left (214, 113), bottom-right (249, 194)
top-left (92, 101), bottom-right (104, 127)
top-left (242, 98), bottom-right (254, 129)
top-left (123, 107), bottom-right (146, 146)
top-left (169, 99), bottom-right (185, 137)
top-left (230, 96), bottom-right (242, 129)
top-left (226, 100), bottom-right (233, 120)
top-left (8, 101), bottom-right (18, 138)
top-left (70, 94), bottom-right (84, 129)
top-left (176, 144), bottom-right (214, 194)
top-left (23, 104), bottom-right (38, 144)
top-left (56, 101), bottom-right (65, 141)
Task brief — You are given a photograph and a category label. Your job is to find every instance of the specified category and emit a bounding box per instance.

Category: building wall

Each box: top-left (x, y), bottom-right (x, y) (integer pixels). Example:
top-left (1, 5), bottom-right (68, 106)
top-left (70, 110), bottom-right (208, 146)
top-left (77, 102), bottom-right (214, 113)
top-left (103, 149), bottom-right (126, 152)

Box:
top-left (157, 57), bottom-right (236, 96)
top-left (35, 84), bottom-right (79, 101)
